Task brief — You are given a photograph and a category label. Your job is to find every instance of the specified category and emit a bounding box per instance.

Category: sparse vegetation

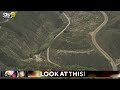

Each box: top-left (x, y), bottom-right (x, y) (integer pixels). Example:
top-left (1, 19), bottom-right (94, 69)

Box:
top-left (63, 65), bottom-right (96, 70)
top-left (0, 11), bottom-right (118, 71)
top-left (49, 48), bottom-right (112, 70)
top-left (97, 11), bottom-right (120, 60)
top-left (0, 11), bottom-right (64, 69)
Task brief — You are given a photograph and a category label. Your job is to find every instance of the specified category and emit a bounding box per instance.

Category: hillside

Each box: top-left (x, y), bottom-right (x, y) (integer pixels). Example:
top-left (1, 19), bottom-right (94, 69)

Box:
top-left (96, 11), bottom-right (120, 61)
top-left (0, 11), bottom-right (117, 71)
top-left (0, 11), bottom-right (65, 69)
top-left (50, 11), bottom-right (112, 70)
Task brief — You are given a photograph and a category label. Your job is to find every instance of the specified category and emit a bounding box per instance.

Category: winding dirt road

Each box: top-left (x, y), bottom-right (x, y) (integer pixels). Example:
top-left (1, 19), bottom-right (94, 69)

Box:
top-left (47, 47), bottom-right (61, 67)
top-left (46, 12), bottom-right (70, 67)
top-left (0, 11), bottom-right (118, 70)
top-left (47, 11), bottom-right (118, 70)
top-left (89, 11), bottom-right (118, 70)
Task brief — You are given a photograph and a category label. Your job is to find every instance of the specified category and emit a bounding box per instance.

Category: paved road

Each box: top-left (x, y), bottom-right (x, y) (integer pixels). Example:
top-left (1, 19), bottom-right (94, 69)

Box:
top-left (89, 11), bottom-right (118, 70)
top-left (46, 12), bottom-right (70, 67)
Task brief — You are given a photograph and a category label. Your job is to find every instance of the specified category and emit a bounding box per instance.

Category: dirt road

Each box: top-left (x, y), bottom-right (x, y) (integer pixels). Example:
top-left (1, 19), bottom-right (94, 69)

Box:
top-left (89, 11), bottom-right (118, 70)
top-left (46, 12), bottom-right (70, 67)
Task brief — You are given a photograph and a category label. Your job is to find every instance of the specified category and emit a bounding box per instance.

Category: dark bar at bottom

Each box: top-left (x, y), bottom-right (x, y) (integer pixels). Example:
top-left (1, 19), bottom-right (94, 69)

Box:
top-left (85, 71), bottom-right (120, 77)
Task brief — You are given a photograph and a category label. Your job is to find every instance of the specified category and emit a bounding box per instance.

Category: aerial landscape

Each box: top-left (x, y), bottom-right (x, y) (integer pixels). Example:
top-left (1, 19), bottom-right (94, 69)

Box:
top-left (0, 11), bottom-right (120, 71)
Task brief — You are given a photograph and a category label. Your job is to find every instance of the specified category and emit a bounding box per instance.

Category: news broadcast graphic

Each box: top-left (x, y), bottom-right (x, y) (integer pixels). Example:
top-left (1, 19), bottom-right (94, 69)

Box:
top-left (3, 70), bottom-right (17, 78)
top-left (40, 71), bottom-right (86, 77)
top-left (0, 11), bottom-right (120, 79)
top-left (0, 71), bottom-right (120, 78)
top-left (17, 71), bottom-right (27, 78)
top-left (86, 71), bottom-right (120, 78)
top-left (2, 11), bottom-right (16, 19)
top-left (27, 71), bottom-right (42, 78)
